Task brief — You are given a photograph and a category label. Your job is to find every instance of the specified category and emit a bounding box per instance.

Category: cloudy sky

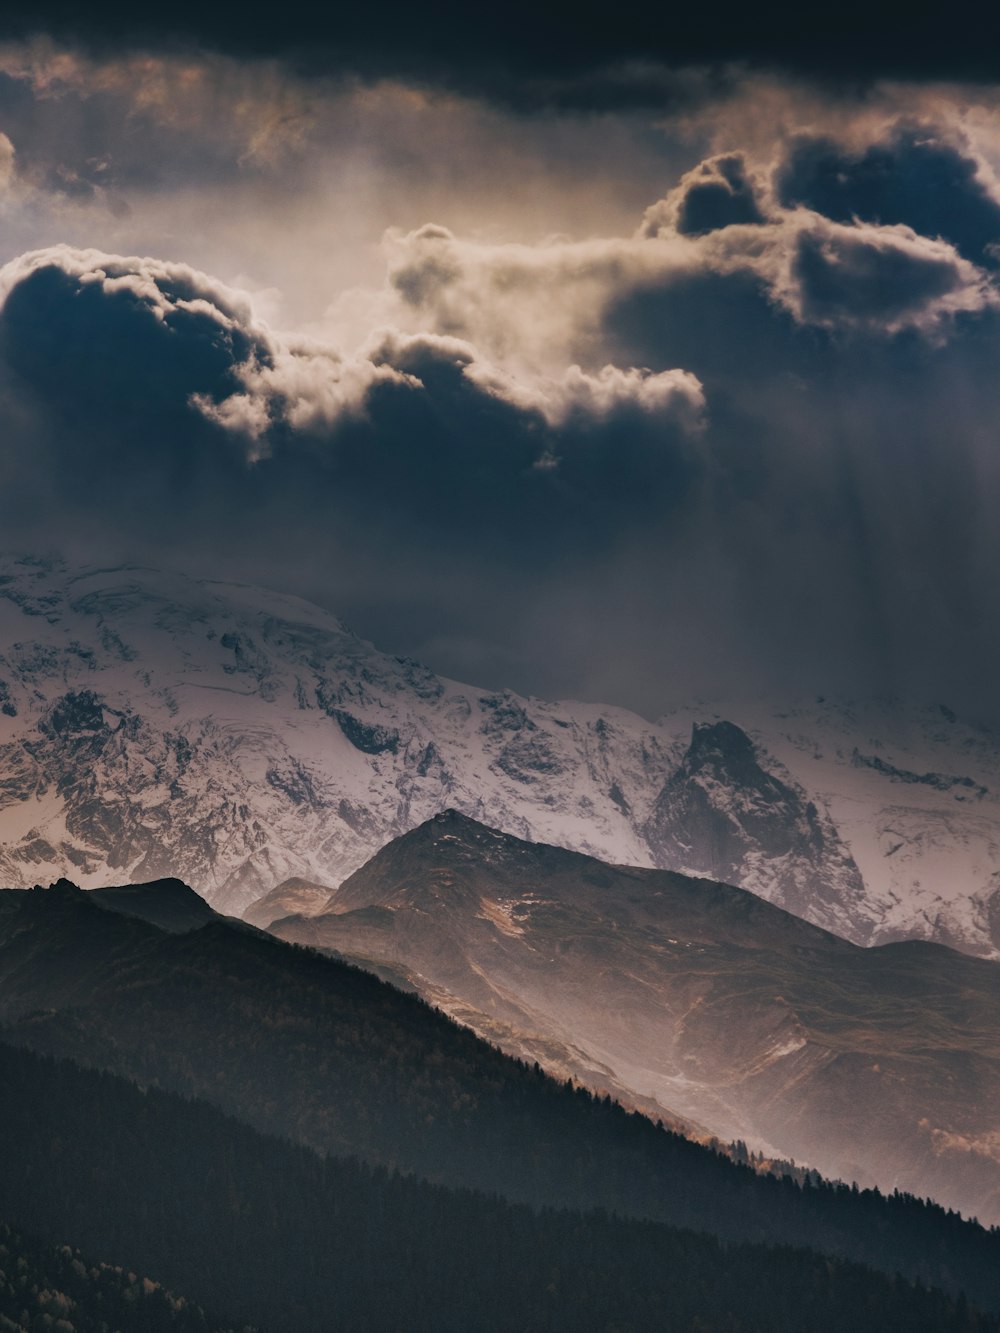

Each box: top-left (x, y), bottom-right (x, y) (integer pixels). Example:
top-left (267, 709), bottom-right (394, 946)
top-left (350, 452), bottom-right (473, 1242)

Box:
top-left (0, 3), bottom-right (998, 718)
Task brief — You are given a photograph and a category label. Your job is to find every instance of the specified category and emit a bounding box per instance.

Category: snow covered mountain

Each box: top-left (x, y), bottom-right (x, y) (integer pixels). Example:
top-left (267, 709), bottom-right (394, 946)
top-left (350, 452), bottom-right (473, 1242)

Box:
top-left (658, 698), bottom-right (1000, 957)
top-left (0, 554), bottom-right (997, 953)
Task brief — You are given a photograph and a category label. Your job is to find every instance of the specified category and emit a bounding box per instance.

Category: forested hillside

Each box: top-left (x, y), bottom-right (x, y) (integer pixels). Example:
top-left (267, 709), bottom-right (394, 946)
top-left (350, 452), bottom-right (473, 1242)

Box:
top-left (0, 1043), bottom-right (994, 1333)
top-left (1, 882), bottom-right (999, 1312)
top-left (0, 1219), bottom-right (257, 1332)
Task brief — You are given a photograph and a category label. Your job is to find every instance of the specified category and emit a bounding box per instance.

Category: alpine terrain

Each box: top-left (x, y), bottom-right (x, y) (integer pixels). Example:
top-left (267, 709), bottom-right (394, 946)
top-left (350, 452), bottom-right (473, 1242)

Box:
top-left (270, 810), bottom-right (1000, 1226)
top-left (0, 555), bottom-right (997, 956)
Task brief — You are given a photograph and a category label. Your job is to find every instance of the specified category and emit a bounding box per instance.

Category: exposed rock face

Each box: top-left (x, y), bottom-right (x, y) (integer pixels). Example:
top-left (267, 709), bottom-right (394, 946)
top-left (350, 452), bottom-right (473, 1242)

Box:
top-left (645, 721), bottom-right (871, 939)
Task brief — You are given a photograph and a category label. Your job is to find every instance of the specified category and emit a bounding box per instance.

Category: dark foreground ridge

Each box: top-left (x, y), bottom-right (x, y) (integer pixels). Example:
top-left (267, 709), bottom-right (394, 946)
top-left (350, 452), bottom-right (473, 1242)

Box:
top-left (1, 879), bottom-right (999, 1313)
top-left (0, 1041), bottom-right (994, 1333)
top-left (87, 875), bottom-right (222, 932)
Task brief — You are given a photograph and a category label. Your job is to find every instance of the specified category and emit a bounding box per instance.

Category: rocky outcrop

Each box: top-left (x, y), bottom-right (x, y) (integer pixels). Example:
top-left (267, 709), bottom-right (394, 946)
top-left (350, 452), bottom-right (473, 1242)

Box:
top-left (645, 721), bottom-right (870, 939)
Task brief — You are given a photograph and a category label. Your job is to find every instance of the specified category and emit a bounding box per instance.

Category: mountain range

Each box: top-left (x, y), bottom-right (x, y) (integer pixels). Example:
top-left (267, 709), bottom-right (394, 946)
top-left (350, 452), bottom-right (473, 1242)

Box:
top-left (268, 809), bottom-right (1000, 1226)
top-left (0, 554), bottom-right (997, 956)
top-left (3, 876), bottom-right (1000, 1325)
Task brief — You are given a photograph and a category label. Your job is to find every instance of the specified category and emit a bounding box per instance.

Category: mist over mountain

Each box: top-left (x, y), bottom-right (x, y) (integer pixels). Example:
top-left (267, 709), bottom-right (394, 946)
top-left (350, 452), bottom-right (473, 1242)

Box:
top-left (0, 555), bottom-right (997, 957)
top-left (1, 1), bottom-right (999, 1327)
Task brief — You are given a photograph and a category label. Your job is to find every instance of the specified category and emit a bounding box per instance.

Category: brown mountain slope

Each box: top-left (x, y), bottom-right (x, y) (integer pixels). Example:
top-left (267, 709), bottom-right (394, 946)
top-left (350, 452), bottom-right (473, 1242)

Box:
top-left (270, 809), bottom-right (1000, 1224)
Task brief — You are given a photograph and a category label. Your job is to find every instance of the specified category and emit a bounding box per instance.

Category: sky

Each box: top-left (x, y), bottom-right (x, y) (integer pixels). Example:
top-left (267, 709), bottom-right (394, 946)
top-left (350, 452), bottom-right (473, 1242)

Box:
top-left (0, 4), bottom-right (998, 719)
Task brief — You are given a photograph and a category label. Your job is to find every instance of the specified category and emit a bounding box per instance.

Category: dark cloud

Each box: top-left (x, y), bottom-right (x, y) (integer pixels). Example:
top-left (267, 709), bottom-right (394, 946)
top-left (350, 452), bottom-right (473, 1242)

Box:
top-left (385, 177), bottom-right (995, 361)
top-left (0, 5), bottom-right (997, 730)
top-left (0, 250), bottom-right (706, 584)
top-left (0, 250), bottom-right (726, 702)
top-left (776, 128), bottom-right (1000, 267)
top-left (1, 262), bottom-right (258, 416)
top-left (0, 260), bottom-right (262, 538)
top-left (593, 226), bottom-right (1000, 715)
top-left (789, 222), bottom-right (986, 330)
top-left (0, 228), bottom-right (998, 720)
top-left (605, 267), bottom-right (814, 386)
top-left (0, 43), bottom-right (322, 196)
top-left (642, 153), bottom-right (767, 238)
top-left (4, 0), bottom-right (1000, 109)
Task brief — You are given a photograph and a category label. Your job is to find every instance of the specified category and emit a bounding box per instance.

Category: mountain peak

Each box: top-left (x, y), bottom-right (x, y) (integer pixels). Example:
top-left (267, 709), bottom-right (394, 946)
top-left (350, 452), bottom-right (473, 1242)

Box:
top-left (687, 719), bottom-right (757, 763)
top-left (243, 875), bottom-right (337, 930)
top-left (91, 879), bottom-right (219, 933)
top-left (426, 808), bottom-right (486, 833)
top-left (270, 813), bottom-right (1000, 1229)
top-left (403, 808), bottom-right (544, 866)
top-left (645, 717), bottom-right (869, 936)
top-left (429, 807), bottom-right (469, 825)
top-left (45, 876), bottom-right (83, 895)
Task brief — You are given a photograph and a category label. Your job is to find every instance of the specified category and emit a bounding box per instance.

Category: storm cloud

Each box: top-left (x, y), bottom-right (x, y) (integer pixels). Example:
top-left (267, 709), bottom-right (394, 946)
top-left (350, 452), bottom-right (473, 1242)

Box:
top-left (640, 154), bottom-right (768, 238)
top-left (0, 118), bottom-right (998, 719)
top-left (775, 127), bottom-right (1000, 268)
top-left (0, 246), bottom-right (708, 574)
top-left (3, 0), bottom-right (1000, 108)
top-left (386, 188), bottom-right (996, 352)
top-left (0, 23), bottom-right (996, 718)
